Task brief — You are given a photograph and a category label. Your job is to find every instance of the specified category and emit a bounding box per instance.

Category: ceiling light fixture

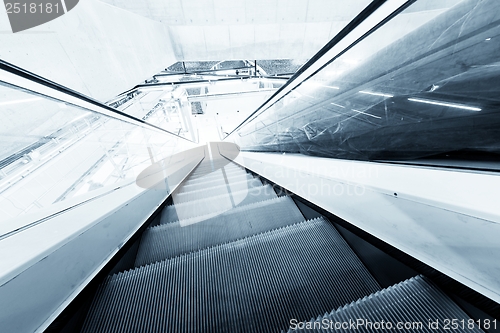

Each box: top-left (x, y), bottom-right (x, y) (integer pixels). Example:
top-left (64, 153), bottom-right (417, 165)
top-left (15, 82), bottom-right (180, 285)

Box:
top-left (330, 102), bottom-right (345, 108)
top-left (324, 85), bottom-right (340, 90)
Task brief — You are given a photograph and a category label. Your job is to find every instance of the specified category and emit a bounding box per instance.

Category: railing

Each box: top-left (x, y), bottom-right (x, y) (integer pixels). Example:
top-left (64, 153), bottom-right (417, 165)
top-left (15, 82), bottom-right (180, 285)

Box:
top-left (0, 59), bottom-right (200, 235)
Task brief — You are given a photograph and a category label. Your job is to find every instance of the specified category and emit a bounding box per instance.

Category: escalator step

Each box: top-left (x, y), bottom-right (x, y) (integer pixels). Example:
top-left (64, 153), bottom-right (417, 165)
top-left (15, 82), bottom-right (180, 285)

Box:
top-left (184, 167), bottom-right (245, 185)
top-left (189, 165), bottom-right (244, 180)
top-left (189, 161), bottom-right (242, 174)
top-left (162, 184), bottom-right (277, 223)
top-left (173, 178), bottom-right (263, 204)
top-left (286, 275), bottom-right (484, 332)
top-left (162, 194), bottom-right (299, 227)
top-left (178, 173), bottom-right (255, 193)
top-left (81, 218), bottom-right (380, 333)
top-left (175, 173), bottom-right (259, 197)
top-left (190, 162), bottom-right (240, 173)
top-left (135, 196), bottom-right (304, 266)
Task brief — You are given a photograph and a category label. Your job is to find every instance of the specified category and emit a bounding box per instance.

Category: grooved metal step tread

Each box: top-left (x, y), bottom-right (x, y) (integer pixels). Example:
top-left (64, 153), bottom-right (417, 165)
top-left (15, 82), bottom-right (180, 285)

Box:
top-left (190, 162), bottom-right (242, 174)
top-left (178, 173), bottom-right (254, 193)
top-left (184, 167), bottom-right (246, 184)
top-left (158, 196), bottom-right (303, 228)
top-left (81, 218), bottom-right (381, 333)
top-left (192, 163), bottom-right (245, 175)
top-left (161, 184), bottom-right (278, 223)
top-left (175, 174), bottom-right (260, 196)
top-left (183, 171), bottom-right (252, 188)
top-left (286, 275), bottom-right (485, 333)
top-left (173, 178), bottom-right (264, 204)
top-left (135, 195), bottom-right (304, 266)
top-left (186, 170), bottom-right (245, 184)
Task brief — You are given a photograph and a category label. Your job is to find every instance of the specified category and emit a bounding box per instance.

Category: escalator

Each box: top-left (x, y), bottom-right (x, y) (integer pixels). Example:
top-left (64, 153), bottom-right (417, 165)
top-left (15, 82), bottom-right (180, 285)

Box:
top-left (79, 149), bottom-right (485, 333)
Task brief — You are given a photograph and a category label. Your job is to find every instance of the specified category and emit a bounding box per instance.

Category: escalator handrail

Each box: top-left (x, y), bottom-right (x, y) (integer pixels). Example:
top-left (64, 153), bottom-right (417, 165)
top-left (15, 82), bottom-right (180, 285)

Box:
top-left (0, 59), bottom-right (197, 143)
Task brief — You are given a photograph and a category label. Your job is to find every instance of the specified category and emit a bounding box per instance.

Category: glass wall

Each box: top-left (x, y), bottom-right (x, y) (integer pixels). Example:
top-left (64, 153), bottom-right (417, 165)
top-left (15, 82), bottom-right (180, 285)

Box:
top-left (124, 77), bottom-right (287, 143)
top-left (0, 82), bottom-right (198, 227)
top-left (229, 0), bottom-right (500, 169)
top-left (111, 86), bottom-right (197, 141)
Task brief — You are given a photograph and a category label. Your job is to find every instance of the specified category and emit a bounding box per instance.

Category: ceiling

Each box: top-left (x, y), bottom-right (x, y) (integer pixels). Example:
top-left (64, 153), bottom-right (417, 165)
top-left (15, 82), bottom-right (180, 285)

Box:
top-left (99, 0), bottom-right (370, 61)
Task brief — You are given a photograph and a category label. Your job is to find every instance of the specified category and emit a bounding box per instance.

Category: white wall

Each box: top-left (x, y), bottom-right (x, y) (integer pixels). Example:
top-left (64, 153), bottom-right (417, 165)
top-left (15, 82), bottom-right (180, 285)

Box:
top-left (0, 0), bottom-right (176, 101)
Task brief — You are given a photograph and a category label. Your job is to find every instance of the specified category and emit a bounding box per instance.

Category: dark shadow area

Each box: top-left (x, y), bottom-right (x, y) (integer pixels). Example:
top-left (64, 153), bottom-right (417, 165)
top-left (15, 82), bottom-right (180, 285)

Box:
top-left (293, 199), bottom-right (418, 289)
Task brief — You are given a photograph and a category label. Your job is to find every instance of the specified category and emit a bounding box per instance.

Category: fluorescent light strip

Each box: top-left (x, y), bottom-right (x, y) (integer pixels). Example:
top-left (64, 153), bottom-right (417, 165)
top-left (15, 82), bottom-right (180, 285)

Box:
top-left (408, 98), bottom-right (481, 111)
top-left (322, 85), bottom-right (340, 90)
top-left (352, 109), bottom-right (381, 119)
top-left (359, 90), bottom-right (393, 98)
top-left (0, 97), bottom-right (42, 106)
top-left (331, 102), bottom-right (345, 108)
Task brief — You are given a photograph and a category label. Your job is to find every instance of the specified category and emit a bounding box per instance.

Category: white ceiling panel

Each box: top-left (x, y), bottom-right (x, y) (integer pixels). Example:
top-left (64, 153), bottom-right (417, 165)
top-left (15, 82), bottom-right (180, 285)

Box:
top-left (145, 0), bottom-right (171, 23)
top-left (244, 0), bottom-right (277, 24)
top-left (229, 24), bottom-right (256, 50)
top-left (156, 0), bottom-right (186, 24)
top-left (109, 0), bottom-right (150, 18)
top-left (182, 0), bottom-right (217, 25)
top-left (204, 25), bottom-right (231, 52)
top-left (276, 0), bottom-right (308, 23)
top-left (213, 0), bottom-right (247, 24)
top-left (174, 26), bottom-right (208, 57)
top-left (279, 23), bottom-right (306, 45)
top-left (253, 23), bottom-right (282, 44)
top-left (306, 0), bottom-right (370, 22)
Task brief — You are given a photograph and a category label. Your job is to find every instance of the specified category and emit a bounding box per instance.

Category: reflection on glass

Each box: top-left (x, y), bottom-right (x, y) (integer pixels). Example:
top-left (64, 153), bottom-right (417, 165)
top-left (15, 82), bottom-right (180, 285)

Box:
top-left (119, 77), bottom-right (285, 143)
top-left (0, 83), bottom-right (196, 223)
top-left (113, 86), bottom-right (197, 141)
top-left (232, 0), bottom-right (500, 167)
